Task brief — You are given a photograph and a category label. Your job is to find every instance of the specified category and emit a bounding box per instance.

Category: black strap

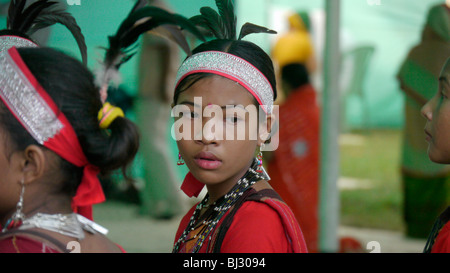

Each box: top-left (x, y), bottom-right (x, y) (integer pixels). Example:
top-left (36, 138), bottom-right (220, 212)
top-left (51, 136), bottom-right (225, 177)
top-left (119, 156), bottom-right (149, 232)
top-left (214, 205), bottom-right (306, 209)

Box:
top-left (0, 229), bottom-right (71, 253)
top-left (211, 188), bottom-right (282, 253)
top-left (423, 206), bottom-right (450, 253)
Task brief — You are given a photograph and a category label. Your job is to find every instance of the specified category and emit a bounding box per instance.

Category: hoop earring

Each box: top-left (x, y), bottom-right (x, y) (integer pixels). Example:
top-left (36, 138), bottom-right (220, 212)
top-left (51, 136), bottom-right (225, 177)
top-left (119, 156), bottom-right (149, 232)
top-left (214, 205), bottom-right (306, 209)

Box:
top-left (177, 153), bottom-right (185, 166)
top-left (256, 144), bottom-right (264, 173)
top-left (3, 179), bottom-right (26, 231)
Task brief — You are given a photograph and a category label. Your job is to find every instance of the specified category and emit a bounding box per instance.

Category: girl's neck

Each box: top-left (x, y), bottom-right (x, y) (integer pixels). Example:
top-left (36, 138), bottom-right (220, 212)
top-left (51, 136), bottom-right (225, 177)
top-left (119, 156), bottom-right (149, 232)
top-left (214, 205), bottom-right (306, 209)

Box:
top-left (205, 160), bottom-right (254, 203)
top-left (1, 193), bottom-right (72, 228)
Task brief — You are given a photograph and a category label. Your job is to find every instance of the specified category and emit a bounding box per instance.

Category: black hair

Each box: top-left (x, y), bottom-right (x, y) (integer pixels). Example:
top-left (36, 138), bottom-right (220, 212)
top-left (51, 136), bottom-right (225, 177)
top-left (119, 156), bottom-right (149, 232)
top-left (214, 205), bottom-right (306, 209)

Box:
top-left (0, 30), bottom-right (33, 41)
top-left (281, 62), bottom-right (310, 90)
top-left (173, 39), bottom-right (277, 105)
top-left (0, 47), bottom-right (140, 196)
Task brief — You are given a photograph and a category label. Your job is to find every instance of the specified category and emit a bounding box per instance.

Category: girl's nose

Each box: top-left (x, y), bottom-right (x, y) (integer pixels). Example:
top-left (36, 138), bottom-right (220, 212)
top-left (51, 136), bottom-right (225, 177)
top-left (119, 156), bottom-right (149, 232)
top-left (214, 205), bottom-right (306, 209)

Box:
top-left (421, 100), bottom-right (433, 121)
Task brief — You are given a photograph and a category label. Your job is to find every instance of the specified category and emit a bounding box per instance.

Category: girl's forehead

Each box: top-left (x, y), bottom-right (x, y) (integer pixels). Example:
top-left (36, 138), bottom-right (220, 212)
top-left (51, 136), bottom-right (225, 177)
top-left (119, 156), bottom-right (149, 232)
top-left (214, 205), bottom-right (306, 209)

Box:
top-left (178, 75), bottom-right (255, 105)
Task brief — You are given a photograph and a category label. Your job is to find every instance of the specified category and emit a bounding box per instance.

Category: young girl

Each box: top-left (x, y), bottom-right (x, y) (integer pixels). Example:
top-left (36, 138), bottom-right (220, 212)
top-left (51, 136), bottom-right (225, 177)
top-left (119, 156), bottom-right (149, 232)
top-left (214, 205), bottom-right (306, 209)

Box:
top-left (172, 0), bottom-right (307, 253)
top-left (421, 57), bottom-right (450, 253)
top-left (0, 46), bottom-right (139, 253)
top-left (0, 0), bottom-right (135, 253)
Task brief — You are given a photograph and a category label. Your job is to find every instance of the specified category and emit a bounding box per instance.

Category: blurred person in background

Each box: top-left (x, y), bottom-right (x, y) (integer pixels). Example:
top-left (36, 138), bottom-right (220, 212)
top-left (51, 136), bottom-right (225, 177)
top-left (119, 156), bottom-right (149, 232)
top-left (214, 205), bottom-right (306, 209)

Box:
top-left (272, 12), bottom-right (317, 103)
top-left (397, 2), bottom-right (450, 238)
top-left (135, 0), bottom-right (185, 219)
top-left (421, 57), bottom-right (450, 253)
top-left (266, 63), bottom-right (320, 252)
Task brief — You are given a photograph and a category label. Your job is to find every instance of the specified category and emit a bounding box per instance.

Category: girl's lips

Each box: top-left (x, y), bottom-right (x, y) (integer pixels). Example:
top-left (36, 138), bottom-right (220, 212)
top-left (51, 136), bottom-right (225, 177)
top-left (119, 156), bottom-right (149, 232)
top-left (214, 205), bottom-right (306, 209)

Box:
top-left (194, 151), bottom-right (222, 170)
top-left (424, 129), bottom-right (432, 142)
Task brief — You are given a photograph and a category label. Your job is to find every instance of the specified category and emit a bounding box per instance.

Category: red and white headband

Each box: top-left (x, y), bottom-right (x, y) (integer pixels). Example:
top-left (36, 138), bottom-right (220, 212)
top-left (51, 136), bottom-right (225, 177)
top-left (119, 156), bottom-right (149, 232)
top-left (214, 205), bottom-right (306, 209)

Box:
top-left (0, 47), bottom-right (104, 220)
top-left (175, 51), bottom-right (274, 114)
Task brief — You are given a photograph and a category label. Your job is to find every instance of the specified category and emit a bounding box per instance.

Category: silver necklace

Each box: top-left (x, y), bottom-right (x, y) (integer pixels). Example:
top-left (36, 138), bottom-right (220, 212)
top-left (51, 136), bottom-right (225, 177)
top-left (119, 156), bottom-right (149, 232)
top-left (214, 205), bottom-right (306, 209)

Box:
top-left (18, 213), bottom-right (108, 241)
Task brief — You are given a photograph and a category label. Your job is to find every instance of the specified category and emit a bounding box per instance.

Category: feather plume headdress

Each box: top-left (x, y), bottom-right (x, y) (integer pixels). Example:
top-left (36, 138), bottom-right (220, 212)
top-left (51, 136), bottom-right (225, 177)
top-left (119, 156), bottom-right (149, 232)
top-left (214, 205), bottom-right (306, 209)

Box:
top-left (189, 0), bottom-right (276, 41)
top-left (175, 0), bottom-right (277, 114)
top-left (0, 0), bottom-right (87, 65)
top-left (95, 0), bottom-right (205, 103)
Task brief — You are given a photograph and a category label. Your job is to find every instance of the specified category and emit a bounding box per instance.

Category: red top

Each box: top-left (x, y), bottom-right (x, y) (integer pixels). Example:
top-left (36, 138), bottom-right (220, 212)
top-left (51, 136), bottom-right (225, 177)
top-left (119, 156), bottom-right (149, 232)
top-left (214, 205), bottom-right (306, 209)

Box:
top-left (0, 235), bottom-right (61, 253)
top-left (0, 233), bottom-right (127, 253)
top-left (174, 197), bottom-right (307, 253)
top-left (431, 221), bottom-right (450, 253)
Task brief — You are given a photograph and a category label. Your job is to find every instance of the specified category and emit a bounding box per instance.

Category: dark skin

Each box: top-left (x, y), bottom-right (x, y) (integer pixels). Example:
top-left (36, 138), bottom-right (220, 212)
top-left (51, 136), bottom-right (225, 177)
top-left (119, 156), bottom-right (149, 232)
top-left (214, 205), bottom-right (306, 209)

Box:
top-left (421, 59), bottom-right (450, 164)
top-left (174, 75), bottom-right (274, 205)
top-left (0, 129), bottom-right (121, 253)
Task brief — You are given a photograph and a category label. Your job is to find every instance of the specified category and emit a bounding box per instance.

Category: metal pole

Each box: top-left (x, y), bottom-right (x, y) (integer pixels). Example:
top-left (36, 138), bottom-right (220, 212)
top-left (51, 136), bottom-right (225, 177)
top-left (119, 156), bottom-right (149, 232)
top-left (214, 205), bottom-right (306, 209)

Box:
top-left (319, 0), bottom-right (341, 253)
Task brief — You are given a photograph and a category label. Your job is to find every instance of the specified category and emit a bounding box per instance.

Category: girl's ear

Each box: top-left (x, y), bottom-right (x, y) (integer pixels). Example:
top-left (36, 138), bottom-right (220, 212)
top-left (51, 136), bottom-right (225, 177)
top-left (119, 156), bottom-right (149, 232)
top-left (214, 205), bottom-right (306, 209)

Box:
top-left (258, 113), bottom-right (276, 147)
top-left (21, 145), bottom-right (47, 185)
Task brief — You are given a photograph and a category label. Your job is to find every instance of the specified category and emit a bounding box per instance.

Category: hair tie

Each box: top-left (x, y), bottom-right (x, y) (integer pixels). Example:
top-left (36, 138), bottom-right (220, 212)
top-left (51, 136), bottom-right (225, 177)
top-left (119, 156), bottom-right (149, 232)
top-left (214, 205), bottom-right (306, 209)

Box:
top-left (98, 102), bottom-right (124, 129)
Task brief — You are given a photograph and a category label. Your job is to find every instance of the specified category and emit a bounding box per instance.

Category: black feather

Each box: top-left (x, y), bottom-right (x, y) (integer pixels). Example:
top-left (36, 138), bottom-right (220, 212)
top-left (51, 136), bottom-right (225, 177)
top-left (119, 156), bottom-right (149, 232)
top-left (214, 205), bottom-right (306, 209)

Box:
top-left (8, 0), bottom-right (57, 32)
top-left (198, 7), bottom-right (225, 39)
top-left (189, 0), bottom-right (236, 40)
top-left (16, 0), bottom-right (56, 32)
top-left (7, 0), bottom-right (26, 29)
top-left (27, 8), bottom-right (88, 65)
top-left (3, 0), bottom-right (88, 65)
top-left (238, 22), bottom-right (276, 40)
top-left (148, 24), bottom-right (192, 56)
top-left (215, 0), bottom-right (236, 39)
top-left (190, 0), bottom-right (276, 42)
top-left (104, 5), bottom-right (204, 69)
top-left (98, 2), bottom-right (204, 87)
top-left (189, 15), bottom-right (214, 37)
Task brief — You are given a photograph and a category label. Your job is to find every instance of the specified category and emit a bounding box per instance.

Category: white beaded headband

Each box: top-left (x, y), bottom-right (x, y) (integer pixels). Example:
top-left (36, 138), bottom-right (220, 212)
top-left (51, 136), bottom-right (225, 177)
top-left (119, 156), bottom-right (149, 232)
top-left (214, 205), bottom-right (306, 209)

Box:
top-left (175, 51), bottom-right (274, 114)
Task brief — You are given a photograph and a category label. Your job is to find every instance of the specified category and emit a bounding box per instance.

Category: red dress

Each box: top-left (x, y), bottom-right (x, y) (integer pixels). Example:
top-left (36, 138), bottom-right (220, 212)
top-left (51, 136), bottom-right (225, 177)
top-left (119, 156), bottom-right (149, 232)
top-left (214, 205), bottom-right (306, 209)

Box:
top-left (173, 188), bottom-right (308, 253)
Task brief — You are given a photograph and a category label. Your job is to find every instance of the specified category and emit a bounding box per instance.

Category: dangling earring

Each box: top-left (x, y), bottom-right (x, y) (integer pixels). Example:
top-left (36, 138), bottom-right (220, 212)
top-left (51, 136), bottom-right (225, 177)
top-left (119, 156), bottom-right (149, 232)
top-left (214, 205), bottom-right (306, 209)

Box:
top-left (3, 179), bottom-right (26, 232)
top-left (177, 153), bottom-right (185, 166)
top-left (256, 144), bottom-right (264, 173)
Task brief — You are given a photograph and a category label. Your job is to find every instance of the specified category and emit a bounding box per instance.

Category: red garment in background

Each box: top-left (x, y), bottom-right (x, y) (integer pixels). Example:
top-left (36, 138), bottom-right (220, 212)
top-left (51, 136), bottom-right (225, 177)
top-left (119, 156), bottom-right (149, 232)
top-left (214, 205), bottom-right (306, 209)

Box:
top-left (268, 84), bottom-right (320, 252)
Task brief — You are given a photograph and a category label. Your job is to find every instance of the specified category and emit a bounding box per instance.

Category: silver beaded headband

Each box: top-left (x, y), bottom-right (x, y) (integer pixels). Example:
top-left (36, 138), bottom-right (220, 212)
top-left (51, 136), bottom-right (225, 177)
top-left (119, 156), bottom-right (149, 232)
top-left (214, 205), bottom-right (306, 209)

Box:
top-left (175, 51), bottom-right (274, 114)
top-left (0, 35), bottom-right (38, 52)
top-left (0, 48), bottom-right (63, 145)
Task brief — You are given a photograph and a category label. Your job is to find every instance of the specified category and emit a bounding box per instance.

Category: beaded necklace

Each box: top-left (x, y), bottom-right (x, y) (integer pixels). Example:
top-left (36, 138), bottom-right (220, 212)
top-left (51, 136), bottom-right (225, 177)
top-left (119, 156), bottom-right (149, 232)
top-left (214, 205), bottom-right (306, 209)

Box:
top-left (173, 159), bottom-right (268, 253)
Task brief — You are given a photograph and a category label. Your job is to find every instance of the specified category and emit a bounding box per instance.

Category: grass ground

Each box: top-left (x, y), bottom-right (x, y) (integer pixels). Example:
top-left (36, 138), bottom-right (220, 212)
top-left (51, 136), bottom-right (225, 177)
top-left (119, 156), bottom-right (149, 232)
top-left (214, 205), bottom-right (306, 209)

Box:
top-left (339, 129), bottom-right (404, 231)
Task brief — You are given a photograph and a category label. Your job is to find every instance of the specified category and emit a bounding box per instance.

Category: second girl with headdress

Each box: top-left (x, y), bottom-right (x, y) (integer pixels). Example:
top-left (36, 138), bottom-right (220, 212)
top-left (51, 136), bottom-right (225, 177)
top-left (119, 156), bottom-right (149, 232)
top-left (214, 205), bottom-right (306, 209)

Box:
top-left (172, 0), bottom-right (307, 253)
top-left (0, 0), bottom-right (203, 253)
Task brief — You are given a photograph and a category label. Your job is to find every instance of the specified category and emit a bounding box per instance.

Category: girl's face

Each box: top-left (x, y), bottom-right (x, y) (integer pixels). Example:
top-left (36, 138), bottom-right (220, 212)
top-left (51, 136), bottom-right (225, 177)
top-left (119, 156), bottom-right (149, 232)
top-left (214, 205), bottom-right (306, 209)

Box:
top-left (175, 75), bottom-right (264, 194)
top-left (422, 60), bottom-right (450, 163)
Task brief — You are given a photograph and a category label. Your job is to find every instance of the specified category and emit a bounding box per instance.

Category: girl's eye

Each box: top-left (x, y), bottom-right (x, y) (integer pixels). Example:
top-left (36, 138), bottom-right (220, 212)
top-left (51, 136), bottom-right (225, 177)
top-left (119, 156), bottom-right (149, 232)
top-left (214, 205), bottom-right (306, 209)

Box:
top-left (183, 111), bottom-right (199, 119)
top-left (225, 116), bottom-right (241, 124)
